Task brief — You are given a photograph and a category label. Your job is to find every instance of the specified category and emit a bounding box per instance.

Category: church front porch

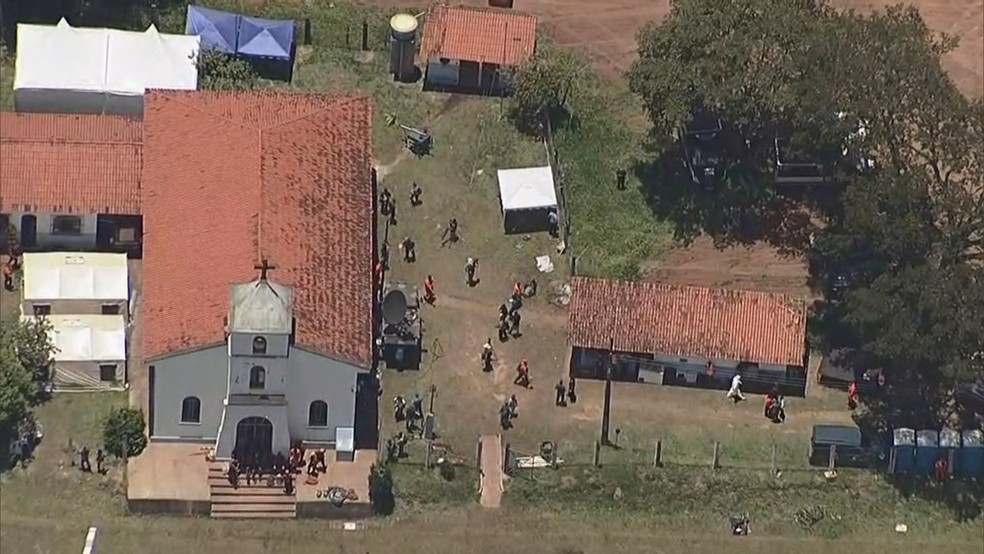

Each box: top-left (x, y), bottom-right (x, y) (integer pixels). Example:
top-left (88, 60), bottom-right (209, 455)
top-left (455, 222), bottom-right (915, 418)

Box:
top-left (126, 442), bottom-right (211, 515)
top-left (295, 448), bottom-right (377, 519)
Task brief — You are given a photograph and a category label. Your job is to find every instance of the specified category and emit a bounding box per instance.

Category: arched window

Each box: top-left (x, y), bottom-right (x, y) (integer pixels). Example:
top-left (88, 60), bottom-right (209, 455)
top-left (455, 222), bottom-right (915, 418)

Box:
top-left (249, 366), bottom-right (266, 390)
top-left (308, 400), bottom-right (328, 427)
top-left (252, 336), bottom-right (267, 355)
top-left (181, 396), bottom-right (201, 423)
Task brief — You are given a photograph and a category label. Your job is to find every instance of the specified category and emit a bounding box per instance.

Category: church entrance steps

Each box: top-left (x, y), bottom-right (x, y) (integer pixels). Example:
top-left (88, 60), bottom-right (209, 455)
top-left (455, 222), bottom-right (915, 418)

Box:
top-left (208, 462), bottom-right (297, 519)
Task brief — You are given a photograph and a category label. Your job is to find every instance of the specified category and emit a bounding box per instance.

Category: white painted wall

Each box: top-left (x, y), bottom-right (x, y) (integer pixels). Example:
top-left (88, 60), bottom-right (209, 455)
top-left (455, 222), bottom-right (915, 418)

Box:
top-left (149, 345), bottom-right (227, 439)
top-left (287, 346), bottom-right (362, 444)
top-left (7, 211), bottom-right (98, 250)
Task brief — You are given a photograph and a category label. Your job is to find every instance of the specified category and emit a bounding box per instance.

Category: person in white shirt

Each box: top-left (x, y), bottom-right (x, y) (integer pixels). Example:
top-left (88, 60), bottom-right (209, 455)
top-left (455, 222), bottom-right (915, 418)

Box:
top-left (727, 374), bottom-right (745, 403)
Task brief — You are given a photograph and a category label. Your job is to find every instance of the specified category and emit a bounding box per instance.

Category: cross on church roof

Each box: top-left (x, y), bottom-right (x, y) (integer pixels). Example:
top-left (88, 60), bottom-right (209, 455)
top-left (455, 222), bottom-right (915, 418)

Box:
top-left (254, 258), bottom-right (276, 281)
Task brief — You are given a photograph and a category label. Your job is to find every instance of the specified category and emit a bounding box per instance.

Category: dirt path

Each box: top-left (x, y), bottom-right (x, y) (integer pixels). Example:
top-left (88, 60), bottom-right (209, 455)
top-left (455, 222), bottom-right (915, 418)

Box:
top-left (478, 434), bottom-right (503, 508)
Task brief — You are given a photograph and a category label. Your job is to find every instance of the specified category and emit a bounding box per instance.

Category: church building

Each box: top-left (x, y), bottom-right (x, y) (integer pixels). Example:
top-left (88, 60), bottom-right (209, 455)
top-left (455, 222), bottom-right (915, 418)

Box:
top-left (139, 91), bottom-right (375, 458)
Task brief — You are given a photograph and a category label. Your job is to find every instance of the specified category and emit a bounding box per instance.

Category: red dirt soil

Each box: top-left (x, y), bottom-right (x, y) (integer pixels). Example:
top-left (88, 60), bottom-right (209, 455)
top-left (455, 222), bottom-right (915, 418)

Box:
top-left (364, 0), bottom-right (982, 96)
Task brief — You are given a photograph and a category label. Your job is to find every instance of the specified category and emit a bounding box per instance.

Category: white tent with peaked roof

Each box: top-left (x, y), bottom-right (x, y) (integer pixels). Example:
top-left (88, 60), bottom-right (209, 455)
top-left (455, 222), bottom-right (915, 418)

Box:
top-left (496, 166), bottom-right (558, 234)
top-left (14, 19), bottom-right (200, 116)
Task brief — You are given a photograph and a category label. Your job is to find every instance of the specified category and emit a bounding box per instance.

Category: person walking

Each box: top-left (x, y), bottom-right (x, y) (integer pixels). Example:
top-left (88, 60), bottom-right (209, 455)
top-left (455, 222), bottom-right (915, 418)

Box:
top-left (497, 316), bottom-right (510, 342)
top-left (410, 182), bottom-right (422, 206)
top-left (79, 445), bottom-right (91, 472)
top-left (509, 311), bottom-right (522, 337)
top-left (401, 236), bottom-right (415, 262)
top-left (567, 377), bottom-right (577, 404)
top-left (96, 449), bottom-right (106, 474)
top-left (555, 380), bottom-right (567, 406)
top-left (547, 210), bottom-right (559, 237)
top-left (423, 275), bottom-right (436, 304)
top-left (2, 263), bottom-right (13, 291)
top-left (380, 240), bottom-right (390, 270)
top-left (388, 198), bottom-right (398, 226)
top-left (465, 257), bottom-right (478, 286)
top-left (481, 339), bottom-right (495, 372)
top-left (379, 187), bottom-right (392, 216)
top-left (726, 374), bottom-right (745, 403)
top-left (441, 218), bottom-right (459, 247)
top-left (514, 359), bottom-right (531, 388)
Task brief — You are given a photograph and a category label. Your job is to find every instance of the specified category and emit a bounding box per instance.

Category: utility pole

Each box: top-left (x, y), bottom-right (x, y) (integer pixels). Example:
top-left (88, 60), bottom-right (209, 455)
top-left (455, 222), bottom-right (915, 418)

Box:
top-left (600, 336), bottom-right (614, 445)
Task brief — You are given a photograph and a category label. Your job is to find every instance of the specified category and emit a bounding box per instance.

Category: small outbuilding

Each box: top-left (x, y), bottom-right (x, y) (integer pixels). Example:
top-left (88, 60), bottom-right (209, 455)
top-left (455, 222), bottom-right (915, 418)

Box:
top-left (185, 5), bottom-right (296, 81)
top-left (14, 19), bottom-right (200, 116)
top-left (21, 252), bottom-right (130, 317)
top-left (420, 5), bottom-right (537, 94)
top-left (27, 314), bottom-right (127, 390)
top-left (497, 166), bottom-right (558, 234)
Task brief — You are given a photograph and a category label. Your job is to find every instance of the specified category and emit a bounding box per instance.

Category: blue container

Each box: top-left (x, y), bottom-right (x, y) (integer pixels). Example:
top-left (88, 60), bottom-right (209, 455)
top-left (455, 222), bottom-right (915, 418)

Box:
top-left (940, 428), bottom-right (961, 475)
top-left (915, 429), bottom-right (940, 475)
top-left (958, 430), bottom-right (984, 478)
top-left (892, 428), bottom-right (916, 474)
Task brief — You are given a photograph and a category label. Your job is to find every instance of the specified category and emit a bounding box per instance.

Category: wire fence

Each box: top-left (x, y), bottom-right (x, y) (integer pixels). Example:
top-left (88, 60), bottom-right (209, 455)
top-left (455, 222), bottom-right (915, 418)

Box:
top-left (501, 435), bottom-right (849, 481)
top-left (543, 116), bottom-right (576, 277)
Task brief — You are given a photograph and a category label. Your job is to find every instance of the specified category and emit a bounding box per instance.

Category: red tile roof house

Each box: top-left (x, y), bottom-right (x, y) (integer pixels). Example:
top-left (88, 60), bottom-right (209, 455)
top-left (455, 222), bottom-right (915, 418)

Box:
top-left (132, 91), bottom-right (376, 515)
top-left (0, 113), bottom-right (143, 253)
top-left (568, 277), bottom-right (810, 396)
top-left (419, 5), bottom-right (538, 94)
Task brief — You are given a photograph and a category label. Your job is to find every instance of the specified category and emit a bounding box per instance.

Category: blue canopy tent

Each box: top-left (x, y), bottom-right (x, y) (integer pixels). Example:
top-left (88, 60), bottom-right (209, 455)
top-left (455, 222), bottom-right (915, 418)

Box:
top-left (185, 6), bottom-right (296, 81)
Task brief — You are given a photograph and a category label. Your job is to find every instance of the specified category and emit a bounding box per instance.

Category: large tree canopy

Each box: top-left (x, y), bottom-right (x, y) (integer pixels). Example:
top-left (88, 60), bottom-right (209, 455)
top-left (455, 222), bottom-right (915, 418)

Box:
top-left (0, 317), bottom-right (55, 438)
top-left (629, 0), bottom-right (984, 423)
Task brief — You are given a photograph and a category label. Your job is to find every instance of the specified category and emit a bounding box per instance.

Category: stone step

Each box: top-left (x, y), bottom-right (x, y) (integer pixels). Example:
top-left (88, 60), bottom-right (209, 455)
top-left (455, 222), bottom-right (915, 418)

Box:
top-left (211, 502), bottom-right (296, 513)
top-left (212, 512), bottom-right (297, 519)
top-left (209, 478), bottom-right (290, 489)
top-left (211, 494), bottom-right (296, 504)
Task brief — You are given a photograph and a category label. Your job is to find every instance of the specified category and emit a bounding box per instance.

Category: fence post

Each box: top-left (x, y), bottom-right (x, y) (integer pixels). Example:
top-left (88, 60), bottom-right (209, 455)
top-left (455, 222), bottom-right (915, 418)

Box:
top-left (425, 440), bottom-right (432, 469)
top-left (303, 19), bottom-right (312, 45)
top-left (887, 446), bottom-right (897, 474)
top-left (592, 440), bottom-right (601, 467)
top-left (503, 443), bottom-right (511, 474)
top-left (476, 437), bottom-right (483, 470)
top-left (653, 439), bottom-right (663, 467)
top-left (827, 444), bottom-right (837, 470)
top-left (361, 21), bottom-right (369, 51)
top-left (770, 443), bottom-right (778, 475)
top-left (712, 441), bottom-right (721, 470)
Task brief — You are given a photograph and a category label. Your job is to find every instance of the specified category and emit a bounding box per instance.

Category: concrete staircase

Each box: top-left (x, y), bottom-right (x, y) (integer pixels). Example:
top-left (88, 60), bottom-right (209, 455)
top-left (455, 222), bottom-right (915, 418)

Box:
top-left (208, 463), bottom-right (297, 519)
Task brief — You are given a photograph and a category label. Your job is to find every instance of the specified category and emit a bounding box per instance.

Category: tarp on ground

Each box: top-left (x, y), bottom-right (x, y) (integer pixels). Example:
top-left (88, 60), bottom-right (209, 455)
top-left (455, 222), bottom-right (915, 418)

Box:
top-left (14, 19), bottom-right (199, 116)
top-left (185, 5), bottom-right (294, 59)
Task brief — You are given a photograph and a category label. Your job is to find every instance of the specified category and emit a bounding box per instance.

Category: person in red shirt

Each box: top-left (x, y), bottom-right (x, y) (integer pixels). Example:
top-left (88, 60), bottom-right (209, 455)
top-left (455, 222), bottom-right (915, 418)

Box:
top-left (2, 263), bottom-right (13, 291)
top-left (847, 381), bottom-right (859, 410)
top-left (423, 275), bottom-right (436, 304)
top-left (934, 457), bottom-right (949, 483)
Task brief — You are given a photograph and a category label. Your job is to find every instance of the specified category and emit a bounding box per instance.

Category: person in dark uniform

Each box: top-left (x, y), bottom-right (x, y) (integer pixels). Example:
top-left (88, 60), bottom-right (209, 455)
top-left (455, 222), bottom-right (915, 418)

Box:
top-left (79, 445), bottom-right (91, 472)
top-left (615, 169), bottom-right (627, 190)
top-left (509, 311), bottom-right (522, 337)
top-left (410, 182), bottom-right (422, 206)
top-left (555, 380), bottom-right (567, 406)
top-left (567, 377), bottom-right (577, 404)
top-left (402, 237), bottom-right (416, 262)
top-left (96, 449), bottom-right (106, 474)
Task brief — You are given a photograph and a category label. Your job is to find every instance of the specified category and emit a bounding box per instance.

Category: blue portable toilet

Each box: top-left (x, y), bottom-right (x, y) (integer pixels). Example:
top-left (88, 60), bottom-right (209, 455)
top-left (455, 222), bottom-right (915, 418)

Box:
top-left (939, 428), bottom-right (961, 475)
top-left (958, 429), bottom-right (984, 478)
top-left (915, 429), bottom-right (940, 475)
top-left (892, 427), bottom-right (916, 474)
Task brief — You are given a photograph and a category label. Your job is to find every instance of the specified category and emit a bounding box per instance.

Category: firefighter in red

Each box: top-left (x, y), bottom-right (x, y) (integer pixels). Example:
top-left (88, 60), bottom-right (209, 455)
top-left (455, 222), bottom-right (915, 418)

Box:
top-left (934, 457), bottom-right (949, 483)
top-left (423, 275), bottom-right (436, 304)
top-left (374, 261), bottom-right (384, 288)
top-left (513, 358), bottom-right (531, 388)
top-left (2, 263), bottom-right (13, 291)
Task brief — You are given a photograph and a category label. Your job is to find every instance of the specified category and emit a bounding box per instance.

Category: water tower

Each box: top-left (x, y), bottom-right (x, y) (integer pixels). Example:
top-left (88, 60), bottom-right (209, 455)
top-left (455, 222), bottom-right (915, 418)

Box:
top-left (389, 13), bottom-right (418, 83)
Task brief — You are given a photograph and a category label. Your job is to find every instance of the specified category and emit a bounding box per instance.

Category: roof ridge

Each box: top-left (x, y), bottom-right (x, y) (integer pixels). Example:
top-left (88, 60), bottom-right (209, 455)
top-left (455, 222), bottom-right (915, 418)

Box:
top-left (0, 137), bottom-right (141, 145)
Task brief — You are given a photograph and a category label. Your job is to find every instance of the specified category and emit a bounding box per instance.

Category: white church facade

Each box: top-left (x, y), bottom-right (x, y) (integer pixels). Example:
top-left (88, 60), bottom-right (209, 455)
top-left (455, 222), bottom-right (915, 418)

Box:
top-left (147, 269), bottom-right (371, 459)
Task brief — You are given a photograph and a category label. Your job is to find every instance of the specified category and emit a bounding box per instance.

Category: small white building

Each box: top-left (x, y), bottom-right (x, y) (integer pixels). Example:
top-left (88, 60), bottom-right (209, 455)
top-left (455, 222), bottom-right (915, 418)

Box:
top-left (21, 252), bottom-right (129, 318)
top-left (497, 165), bottom-right (559, 234)
top-left (14, 19), bottom-right (200, 116)
top-left (25, 314), bottom-right (127, 389)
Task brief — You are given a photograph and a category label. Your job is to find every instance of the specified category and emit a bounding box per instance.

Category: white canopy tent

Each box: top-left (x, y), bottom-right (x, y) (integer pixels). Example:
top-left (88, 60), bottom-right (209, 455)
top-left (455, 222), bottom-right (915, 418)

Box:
top-left (497, 166), bottom-right (559, 234)
top-left (23, 252), bottom-right (129, 302)
top-left (14, 19), bottom-right (200, 116)
top-left (25, 314), bottom-right (127, 389)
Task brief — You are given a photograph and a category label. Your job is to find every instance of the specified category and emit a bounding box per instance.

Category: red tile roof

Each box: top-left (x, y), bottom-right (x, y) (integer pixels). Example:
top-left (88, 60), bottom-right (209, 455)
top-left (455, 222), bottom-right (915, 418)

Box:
top-left (568, 277), bottom-right (807, 367)
top-left (141, 91), bottom-right (373, 367)
top-left (0, 113), bottom-right (142, 214)
top-left (421, 5), bottom-right (537, 66)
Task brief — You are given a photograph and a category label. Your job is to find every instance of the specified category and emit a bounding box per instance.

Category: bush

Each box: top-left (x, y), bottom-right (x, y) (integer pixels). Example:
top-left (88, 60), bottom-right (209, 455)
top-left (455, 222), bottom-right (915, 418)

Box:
top-left (369, 463), bottom-right (395, 515)
top-left (102, 407), bottom-right (147, 459)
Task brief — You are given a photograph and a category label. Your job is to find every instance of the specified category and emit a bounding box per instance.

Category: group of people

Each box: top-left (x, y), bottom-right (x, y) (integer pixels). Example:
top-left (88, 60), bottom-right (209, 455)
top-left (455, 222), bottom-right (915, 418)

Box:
top-left (495, 281), bottom-right (533, 342)
top-left (226, 443), bottom-right (329, 495)
top-left (392, 393), bottom-right (425, 433)
top-left (498, 394), bottom-right (520, 430)
top-left (76, 445), bottom-right (106, 474)
top-left (726, 373), bottom-right (787, 424)
top-left (554, 378), bottom-right (577, 407)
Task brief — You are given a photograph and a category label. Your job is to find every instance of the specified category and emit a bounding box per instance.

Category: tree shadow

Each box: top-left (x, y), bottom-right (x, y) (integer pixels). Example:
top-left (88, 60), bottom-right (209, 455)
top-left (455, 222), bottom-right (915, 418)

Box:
top-left (633, 151), bottom-right (824, 259)
top-left (886, 474), bottom-right (983, 523)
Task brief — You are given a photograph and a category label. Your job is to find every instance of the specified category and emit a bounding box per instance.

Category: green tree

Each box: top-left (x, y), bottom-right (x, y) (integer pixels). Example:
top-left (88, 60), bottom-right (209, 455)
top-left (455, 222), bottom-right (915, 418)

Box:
top-left (195, 49), bottom-right (259, 92)
top-left (508, 42), bottom-right (583, 135)
top-left (102, 407), bottom-right (147, 458)
top-left (368, 463), bottom-right (395, 515)
top-left (0, 317), bottom-right (55, 439)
